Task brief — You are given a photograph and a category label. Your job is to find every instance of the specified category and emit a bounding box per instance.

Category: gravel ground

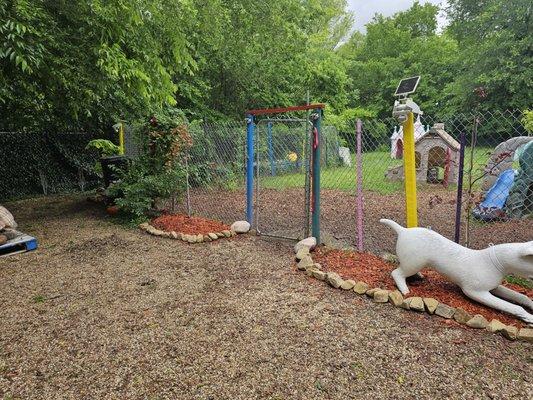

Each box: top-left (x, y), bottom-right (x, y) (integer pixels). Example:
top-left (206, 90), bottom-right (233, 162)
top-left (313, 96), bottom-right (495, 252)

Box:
top-left (0, 195), bottom-right (531, 399)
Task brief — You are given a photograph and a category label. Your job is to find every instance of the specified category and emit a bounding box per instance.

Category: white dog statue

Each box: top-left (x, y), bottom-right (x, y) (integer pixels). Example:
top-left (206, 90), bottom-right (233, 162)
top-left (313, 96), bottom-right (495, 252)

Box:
top-left (381, 219), bottom-right (533, 324)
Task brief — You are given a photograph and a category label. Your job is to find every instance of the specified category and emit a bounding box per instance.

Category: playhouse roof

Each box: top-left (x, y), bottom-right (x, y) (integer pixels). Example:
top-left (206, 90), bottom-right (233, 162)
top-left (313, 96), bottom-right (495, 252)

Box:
top-left (416, 123), bottom-right (460, 151)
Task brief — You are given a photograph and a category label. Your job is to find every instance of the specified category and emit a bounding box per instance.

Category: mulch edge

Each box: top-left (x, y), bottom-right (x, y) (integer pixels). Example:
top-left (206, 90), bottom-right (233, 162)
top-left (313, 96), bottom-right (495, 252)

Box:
top-left (139, 222), bottom-right (237, 243)
top-left (295, 250), bottom-right (533, 344)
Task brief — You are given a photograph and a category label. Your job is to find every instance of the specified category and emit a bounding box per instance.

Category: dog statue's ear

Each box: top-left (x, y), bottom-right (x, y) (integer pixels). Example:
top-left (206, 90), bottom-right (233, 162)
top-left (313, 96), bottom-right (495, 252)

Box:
top-left (521, 242), bottom-right (533, 257)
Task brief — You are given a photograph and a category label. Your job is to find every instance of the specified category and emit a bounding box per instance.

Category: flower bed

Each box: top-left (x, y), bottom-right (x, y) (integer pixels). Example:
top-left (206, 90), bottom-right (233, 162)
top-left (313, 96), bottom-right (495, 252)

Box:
top-left (139, 214), bottom-right (236, 243)
top-left (294, 246), bottom-right (533, 342)
top-left (312, 247), bottom-right (532, 327)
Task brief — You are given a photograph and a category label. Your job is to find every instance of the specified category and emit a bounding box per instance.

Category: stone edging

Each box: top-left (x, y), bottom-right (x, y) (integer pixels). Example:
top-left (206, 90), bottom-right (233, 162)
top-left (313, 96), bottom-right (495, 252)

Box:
top-left (139, 222), bottom-right (236, 243)
top-left (295, 248), bottom-right (533, 343)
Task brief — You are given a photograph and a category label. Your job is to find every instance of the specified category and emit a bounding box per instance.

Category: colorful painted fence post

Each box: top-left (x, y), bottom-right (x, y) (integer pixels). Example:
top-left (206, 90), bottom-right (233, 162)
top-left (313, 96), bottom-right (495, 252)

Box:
top-left (356, 119), bottom-right (364, 251)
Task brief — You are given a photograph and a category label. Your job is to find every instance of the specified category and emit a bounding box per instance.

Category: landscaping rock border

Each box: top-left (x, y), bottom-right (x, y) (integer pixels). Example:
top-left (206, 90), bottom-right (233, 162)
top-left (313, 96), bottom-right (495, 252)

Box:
top-left (294, 248), bottom-right (533, 343)
top-left (139, 222), bottom-right (238, 243)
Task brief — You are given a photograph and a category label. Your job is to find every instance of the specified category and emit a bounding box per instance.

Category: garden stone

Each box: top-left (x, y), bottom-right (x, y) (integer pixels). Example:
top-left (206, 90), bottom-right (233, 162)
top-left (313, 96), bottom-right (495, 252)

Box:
top-left (186, 235), bottom-right (196, 243)
top-left (400, 298), bottom-right (412, 310)
top-left (423, 298), bottom-right (439, 314)
top-left (222, 230), bottom-right (232, 238)
top-left (326, 272), bottom-right (344, 289)
top-left (373, 289), bottom-right (390, 303)
top-left (294, 237), bottom-right (317, 253)
top-left (231, 220), bottom-right (251, 233)
top-left (518, 328), bottom-right (533, 342)
top-left (297, 256), bottom-right (314, 271)
top-left (196, 234), bottom-right (204, 243)
top-left (353, 281), bottom-right (369, 295)
top-left (486, 319), bottom-right (506, 333)
top-left (312, 270), bottom-right (327, 281)
top-left (340, 280), bottom-right (356, 290)
top-left (365, 288), bottom-right (380, 297)
top-left (453, 308), bottom-right (472, 324)
top-left (204, 235), bottom-right (212, 242)
top-left (409, 297), bottom-right (425, 312)
top-left (180, 233), bottom-right (187, 241)
top-left (501, 325), bottom-right (518, 340)
top-left (139, 223), bottom-right (150, 230)
top-left (216, 232), bottom-right (225, 238)
top-left (295, 247), bottom-right (310, 261)
top-left (466, 314), bottom-right (489, 329)
top-left (435, 303), bottom-right (456, 319)
top-left (208, 233), bottom-right (218, 240)
top-left (230, 230), bottom-right (237, 237)
top-left (388, 290), bottom-right (404, 306)
top-left (171, 231), bottom-right (178, 239)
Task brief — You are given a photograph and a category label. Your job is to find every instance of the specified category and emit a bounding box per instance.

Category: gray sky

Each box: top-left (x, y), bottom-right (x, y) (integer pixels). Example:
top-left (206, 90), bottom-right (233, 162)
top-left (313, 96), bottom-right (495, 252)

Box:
top-left (347, 0), bottom-right (448, 33)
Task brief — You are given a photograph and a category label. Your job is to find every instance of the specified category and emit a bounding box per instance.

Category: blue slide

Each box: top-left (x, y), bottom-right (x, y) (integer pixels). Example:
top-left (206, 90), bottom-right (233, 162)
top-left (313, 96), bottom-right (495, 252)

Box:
top-left (472, 169), bottom-right (516, 221)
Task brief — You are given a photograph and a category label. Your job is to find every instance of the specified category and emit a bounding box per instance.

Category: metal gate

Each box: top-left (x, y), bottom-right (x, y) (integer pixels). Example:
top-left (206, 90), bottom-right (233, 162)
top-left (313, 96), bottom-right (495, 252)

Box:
top-left (254, 118), bottom-right (313, 239)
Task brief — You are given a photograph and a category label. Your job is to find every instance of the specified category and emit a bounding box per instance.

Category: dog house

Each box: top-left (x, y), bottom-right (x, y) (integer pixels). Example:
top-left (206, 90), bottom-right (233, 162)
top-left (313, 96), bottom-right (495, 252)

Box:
top-left (386, 123), bottom-right (460, 184)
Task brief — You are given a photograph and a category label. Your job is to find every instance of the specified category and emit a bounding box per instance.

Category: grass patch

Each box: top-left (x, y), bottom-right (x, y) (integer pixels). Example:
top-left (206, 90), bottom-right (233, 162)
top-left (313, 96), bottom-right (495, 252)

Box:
top-left (505, 275), bottom-right (533, 290)
top-left (260, 147), bottom-right (493, 194)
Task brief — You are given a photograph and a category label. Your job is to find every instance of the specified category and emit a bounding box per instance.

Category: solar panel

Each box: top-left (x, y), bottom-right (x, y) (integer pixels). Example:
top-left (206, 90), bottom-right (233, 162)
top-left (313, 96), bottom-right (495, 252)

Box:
top-left (394, 76), bottom-right (420, 97)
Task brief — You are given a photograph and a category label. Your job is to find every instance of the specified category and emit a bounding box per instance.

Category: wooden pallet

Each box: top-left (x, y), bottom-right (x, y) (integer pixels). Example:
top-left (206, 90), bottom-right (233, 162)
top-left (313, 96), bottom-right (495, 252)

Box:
top-left (0, 234), bottom-right (38, 257)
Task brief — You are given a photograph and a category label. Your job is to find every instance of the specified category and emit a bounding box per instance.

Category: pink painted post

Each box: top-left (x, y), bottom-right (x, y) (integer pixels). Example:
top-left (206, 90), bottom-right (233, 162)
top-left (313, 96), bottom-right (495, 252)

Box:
top-left (356, 119), bottom-right (364, 251)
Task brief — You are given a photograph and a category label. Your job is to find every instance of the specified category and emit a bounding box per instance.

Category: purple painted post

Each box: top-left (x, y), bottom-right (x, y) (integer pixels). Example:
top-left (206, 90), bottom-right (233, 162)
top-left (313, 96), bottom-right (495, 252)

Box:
top-left (454, 131), bottom-right (466, 243)
top-left (356, 119), bottom-right (364, 251)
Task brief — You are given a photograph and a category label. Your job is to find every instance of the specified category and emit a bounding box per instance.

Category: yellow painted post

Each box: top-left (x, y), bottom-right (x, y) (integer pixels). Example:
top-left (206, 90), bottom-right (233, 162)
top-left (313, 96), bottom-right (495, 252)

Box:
top-left (118, 122), bottom-right (125, 155)
top-left (402, 112), bottom-right (418, 227)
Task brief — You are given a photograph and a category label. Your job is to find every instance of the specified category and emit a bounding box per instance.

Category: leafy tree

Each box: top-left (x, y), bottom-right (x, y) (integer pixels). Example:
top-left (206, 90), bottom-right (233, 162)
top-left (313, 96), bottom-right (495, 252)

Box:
top-left (445, 0), bottom-right (533, 113)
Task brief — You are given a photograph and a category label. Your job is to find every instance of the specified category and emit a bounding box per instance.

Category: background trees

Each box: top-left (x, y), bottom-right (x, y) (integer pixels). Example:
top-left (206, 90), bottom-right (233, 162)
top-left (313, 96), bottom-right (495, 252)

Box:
top-left (1, 0), bottom-right (530, 132)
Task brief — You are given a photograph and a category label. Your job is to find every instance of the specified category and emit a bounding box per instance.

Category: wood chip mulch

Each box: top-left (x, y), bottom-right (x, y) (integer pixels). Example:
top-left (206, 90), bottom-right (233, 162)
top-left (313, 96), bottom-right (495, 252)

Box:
top-left (312, 247), bottom-right (533, 327)
top-left (151, 214), bottom-right (230, 235)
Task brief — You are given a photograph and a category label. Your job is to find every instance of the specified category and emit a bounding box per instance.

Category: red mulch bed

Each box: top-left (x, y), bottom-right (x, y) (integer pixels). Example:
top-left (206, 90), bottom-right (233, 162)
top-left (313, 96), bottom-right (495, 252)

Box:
top-left (151, 214), bottom-right (230, 235)
top-left (313, 247), bottom-right (533, 328)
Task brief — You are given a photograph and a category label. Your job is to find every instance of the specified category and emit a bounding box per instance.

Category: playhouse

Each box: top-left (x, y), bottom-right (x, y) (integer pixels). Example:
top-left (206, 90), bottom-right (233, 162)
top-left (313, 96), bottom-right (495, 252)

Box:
top-left (386, 122), bottom-right (460, 185)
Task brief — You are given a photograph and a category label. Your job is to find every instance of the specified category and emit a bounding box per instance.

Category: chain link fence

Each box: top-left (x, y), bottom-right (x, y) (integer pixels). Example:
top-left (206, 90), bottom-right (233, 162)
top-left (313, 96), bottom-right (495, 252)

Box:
top-left (2, 110), bottom-right (531, 257)
top-left (0, 131), bottom-right (105, 201)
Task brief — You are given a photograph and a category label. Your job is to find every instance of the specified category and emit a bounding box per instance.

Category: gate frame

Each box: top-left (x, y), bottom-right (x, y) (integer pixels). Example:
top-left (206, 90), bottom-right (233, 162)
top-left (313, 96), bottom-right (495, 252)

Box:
top-left (245, 104), bottom-right (325, 242)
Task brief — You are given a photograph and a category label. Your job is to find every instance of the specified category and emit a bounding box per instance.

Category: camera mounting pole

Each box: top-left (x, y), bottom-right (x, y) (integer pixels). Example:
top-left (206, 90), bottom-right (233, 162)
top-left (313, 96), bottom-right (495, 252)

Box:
top-left (392, 76), bottom-right (422, 228)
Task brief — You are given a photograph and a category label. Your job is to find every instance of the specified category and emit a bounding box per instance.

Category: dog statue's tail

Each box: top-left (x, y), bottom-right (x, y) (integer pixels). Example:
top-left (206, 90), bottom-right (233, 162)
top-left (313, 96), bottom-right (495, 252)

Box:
top-left (379, 219), bottom-right (405, 234)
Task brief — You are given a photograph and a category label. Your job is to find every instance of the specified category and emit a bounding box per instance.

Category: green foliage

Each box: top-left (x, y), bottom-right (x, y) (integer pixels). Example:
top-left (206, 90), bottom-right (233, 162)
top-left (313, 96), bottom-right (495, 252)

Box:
top-left (1, 0), bottom-right (529, 136)
top-left (0, 0), bottom-right (194, 132)
top-left (86, 139), bottom-right (120, 157)
top-left (107, 108), bottom-right (190, 218)
top-left (522, 110), bottom-right (533, 134)
top-left (445, 0), bottom-right (532, 113)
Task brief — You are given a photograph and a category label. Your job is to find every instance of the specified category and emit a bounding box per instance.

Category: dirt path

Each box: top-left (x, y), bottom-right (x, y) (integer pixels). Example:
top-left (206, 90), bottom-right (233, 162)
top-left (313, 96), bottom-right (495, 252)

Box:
top-left (0, 196), bottom-right (531, 399)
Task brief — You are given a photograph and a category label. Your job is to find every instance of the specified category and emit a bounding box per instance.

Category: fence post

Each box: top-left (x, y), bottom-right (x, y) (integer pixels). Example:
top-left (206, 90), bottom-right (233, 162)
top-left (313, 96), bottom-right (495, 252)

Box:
top-left (356, 119), bottom-right (364, 251)
top-left (246, 115), bottom-right (255, 224)
top-left (311, 109), bottom-right (321, 243)
top-left (454, 131), bottom-right (466, 243)
top-left (402, 112), bottom-right (418, 227)
top-left (267, 122), bottom-right (276, 176)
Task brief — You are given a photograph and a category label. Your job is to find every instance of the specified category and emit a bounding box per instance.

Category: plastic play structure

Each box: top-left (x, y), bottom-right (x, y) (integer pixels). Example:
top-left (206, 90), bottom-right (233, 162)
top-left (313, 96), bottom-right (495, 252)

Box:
top-left (388, 121), bottom-right (460, 186)
top-left (474, 140), bottom-right (533, 221)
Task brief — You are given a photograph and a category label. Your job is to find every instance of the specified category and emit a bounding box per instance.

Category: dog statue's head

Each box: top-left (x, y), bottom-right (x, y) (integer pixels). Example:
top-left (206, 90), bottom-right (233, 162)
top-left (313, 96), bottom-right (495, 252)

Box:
top-left (502, 241), bottom-right (533, 281)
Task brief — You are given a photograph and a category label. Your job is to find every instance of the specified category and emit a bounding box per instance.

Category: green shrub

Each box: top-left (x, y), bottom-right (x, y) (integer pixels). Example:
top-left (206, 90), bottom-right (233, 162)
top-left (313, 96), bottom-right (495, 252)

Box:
top-left (107, 108), bottom-right (191, 219)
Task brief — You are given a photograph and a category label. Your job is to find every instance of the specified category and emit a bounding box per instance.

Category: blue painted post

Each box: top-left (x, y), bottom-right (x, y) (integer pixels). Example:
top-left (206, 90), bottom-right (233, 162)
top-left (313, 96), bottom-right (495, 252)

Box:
top-left (246, 115), bottom-right (255, 224)
top-left (311, 109), bottom-right (321, 243)
top-left (267, 122), bottom-right (276, 176)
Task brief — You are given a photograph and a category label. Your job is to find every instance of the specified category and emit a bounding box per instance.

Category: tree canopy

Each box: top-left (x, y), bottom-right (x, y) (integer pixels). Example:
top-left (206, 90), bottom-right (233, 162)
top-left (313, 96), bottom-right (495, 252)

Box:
top-left (1, 0), bottom-right (531, 132)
